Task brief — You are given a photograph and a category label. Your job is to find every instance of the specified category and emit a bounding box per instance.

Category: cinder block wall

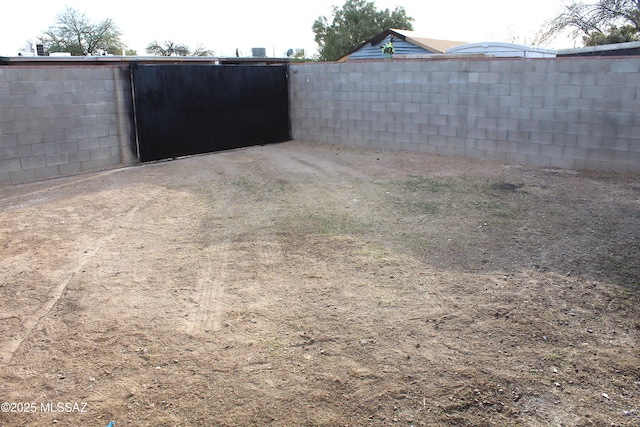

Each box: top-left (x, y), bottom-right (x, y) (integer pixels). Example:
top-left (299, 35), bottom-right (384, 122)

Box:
top-left (0, 65), bottom-right (137, 184)
top-left (2, 58), bottom-right (639, 183)
top-left (290, 58), bottom-right (640, 173)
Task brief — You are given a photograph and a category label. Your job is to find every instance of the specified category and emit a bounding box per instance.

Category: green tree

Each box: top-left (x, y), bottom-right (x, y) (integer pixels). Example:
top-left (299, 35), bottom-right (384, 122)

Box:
top-left (39, 7), bottom-right (126, 55)
top-left (312, 0), bottom-right (413, 61)
top-left (583, 24), bottom-right (639, 45)
top-left (540, 0), bottom-right (640, 45)
top-left (146, 40), bottom-right (191, 56)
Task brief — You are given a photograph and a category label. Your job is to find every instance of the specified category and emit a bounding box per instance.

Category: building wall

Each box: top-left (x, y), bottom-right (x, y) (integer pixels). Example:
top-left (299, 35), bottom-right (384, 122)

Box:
top-left (347, 35), bottom-right (433, 60)
top-left (0, 65), bottom-right (136, 184)
top-left (290, 57), bottom-right (640, 173)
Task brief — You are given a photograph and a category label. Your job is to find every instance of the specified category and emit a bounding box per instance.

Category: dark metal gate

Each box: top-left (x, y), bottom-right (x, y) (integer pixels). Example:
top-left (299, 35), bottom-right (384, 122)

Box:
top-left (130, 64), bottom-right (290, 162)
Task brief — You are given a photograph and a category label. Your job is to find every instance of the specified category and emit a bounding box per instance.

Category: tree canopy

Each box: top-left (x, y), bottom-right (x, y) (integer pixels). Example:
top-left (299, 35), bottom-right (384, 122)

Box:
top-left (583, 24), bottom-right (639, 45)
top-left (312, 0), bottom-right (414, 61)
top-left (146, 40), bottom-right (190, 56)
top-left (540, 0), bottom-right (640, 46)
top-left (191, 45), bottom-right (215, 56)
top-left (145, 41), bottom-right (214, 56)
top-left (39, 7), bottom-right (127, 55)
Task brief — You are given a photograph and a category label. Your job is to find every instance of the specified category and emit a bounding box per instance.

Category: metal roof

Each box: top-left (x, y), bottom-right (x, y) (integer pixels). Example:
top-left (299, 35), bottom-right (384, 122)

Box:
top-left (556, 40), bottom-right (640, 56)
top-left (446, 42), bottom-right (557, 58)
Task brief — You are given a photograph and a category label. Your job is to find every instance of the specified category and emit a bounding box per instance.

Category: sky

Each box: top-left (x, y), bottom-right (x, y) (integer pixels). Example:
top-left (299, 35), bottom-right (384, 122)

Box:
top-left (0, 0), bottom-right (578, 57)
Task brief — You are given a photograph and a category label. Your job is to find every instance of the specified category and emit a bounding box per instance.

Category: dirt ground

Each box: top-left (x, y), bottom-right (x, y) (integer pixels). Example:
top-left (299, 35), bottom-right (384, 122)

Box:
top-left (0, 141), bottom-right (639, 427)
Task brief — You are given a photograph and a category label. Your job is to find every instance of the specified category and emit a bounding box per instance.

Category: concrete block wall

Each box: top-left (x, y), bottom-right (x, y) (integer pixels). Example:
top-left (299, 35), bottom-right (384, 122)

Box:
top-left (290, 58), bottom-right (640, 173)
top-left (0, 65), bottom-right (136, 184)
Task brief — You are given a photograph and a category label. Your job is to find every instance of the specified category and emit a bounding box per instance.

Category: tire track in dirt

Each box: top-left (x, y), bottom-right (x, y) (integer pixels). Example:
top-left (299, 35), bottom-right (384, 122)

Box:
top-left (265, 151), bottom-right (371, 182)
top-left (0, 168), bottom-right (129, 210)
top-left (0, 234), bottom-right (114, 366)
top-left (0, 189), bottom-right (161, 366)
top-left (188, 244), bottom-right (229, 334)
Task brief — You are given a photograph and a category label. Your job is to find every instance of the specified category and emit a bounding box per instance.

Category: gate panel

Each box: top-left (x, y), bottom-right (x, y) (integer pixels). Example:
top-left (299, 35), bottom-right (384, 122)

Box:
top-left (131, 64), bottom-right (290, 162)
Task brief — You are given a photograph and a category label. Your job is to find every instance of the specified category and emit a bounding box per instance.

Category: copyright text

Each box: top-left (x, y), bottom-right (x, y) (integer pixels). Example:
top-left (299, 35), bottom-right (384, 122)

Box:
top-left (1, 402), bottom-right (88, 413)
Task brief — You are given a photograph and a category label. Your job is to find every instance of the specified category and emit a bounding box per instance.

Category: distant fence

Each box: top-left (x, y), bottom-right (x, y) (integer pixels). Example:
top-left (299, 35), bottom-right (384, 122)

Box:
top-left (289, 57), bottom-right (640, 173)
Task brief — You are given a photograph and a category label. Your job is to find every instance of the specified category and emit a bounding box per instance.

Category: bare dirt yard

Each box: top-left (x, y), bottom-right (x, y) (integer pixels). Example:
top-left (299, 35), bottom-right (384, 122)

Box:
top-left (0, 141), bottom-right (639, 426)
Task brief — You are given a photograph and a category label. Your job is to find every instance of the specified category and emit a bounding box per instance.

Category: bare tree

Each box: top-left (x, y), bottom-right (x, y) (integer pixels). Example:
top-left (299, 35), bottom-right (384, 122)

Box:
top-left (540, 0), bottom-right (640, 45)
top-left (39, 7), bottom-right (125, 55)
top-left (146, 40), bottom-right (191, 56)
top-left (192, 45), bottom-right (215, 56)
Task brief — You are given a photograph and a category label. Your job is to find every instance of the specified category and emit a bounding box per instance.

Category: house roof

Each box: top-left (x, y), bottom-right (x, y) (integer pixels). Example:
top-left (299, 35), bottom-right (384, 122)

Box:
top-left (390, 29), bottom-right (467, 54)
top-left (446, 42), bottom-right (557, 58)
top-left (556, 40), bottom-right (640, 56)
top-left (338, 29), bottom-right (467, 61)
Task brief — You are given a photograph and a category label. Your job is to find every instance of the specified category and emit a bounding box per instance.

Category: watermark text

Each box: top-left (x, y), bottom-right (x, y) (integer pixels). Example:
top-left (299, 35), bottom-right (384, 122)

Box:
top-left (1, 402), bottom-right (88, 413)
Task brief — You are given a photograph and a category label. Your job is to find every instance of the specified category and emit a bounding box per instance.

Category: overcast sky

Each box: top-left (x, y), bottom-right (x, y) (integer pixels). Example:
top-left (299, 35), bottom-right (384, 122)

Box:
top-left (1, 0), bottom-right (577, 57)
